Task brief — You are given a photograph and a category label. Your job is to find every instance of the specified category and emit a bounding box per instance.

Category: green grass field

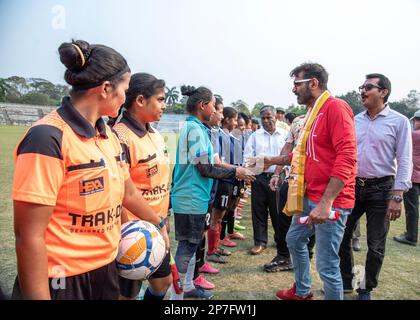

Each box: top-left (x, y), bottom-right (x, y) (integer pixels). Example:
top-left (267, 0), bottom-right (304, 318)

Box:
top-left (0, 125), bottom-right (419, 300)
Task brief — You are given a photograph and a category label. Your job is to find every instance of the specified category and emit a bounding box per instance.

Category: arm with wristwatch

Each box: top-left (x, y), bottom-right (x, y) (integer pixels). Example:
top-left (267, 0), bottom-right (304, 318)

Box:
top-left (269, 165), bottom-right (284, 191)
top-left (387, 117), bottom-right (413, 221)
top-left (388, 191), bottom-right (404, 221)
top-left (266, 142), bottom-right (294, 191)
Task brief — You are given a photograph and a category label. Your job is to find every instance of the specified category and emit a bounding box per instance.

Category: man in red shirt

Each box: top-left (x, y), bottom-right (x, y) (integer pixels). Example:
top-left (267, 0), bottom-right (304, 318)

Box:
top-left (273, 63), bottom-right (357, 300)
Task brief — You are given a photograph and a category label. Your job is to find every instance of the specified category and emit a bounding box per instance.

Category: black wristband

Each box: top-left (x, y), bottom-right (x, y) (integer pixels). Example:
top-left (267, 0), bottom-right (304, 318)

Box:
top-left (156, 216), bottom-right (166, 230)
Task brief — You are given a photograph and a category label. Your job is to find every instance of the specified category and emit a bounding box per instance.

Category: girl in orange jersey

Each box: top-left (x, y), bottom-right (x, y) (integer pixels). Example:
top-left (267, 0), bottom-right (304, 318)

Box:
top-left (12, 40), bottom-right (169, 300)
top-left (113, 73), bottom-right (172, 300)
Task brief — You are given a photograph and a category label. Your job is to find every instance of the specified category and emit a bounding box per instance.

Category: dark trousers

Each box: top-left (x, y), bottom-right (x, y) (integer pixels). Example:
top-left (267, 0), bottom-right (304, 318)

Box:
top-left (339, 177), bottom-right (393, 291)
top-left (276, 181), bottom-right (315, 259)
top-left (403, 182), bottom-right (419, 242)
top-left (352, 220), bottom-right (361, 239)
top-left (251, 173), bottom-right (280, 249)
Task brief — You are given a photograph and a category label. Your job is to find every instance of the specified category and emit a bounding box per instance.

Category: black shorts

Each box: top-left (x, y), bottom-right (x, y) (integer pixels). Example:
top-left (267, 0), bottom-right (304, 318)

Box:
top-left (12, 261), bottom-right (119, 300)
top-left (204, 205), bottom-right (212, 231)
top-left (232, 180), bottom-right (246, 198)
top-left (213, 181), bottom-right (234, 210)
top-left (226, 181), bottom-right (246, 210)
top-left (174, 213), bottom-right (206, 244)
top-left (118, 251), bottom-right (171, 298)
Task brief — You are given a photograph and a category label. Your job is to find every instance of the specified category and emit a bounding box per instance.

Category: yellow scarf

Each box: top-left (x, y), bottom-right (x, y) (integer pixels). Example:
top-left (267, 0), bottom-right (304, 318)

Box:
top-left (284, 90), bottom-right (331, 216)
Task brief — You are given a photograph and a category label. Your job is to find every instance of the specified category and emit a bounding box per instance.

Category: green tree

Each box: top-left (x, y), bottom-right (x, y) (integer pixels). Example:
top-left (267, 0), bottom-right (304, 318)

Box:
top-left (251, 102), bottom-right (265, 117)
top-left (336, 90), bottom-right (364, 115)
top-left (286, 104), bottom-right (306, 116)
top-left (165, 86), bottom-right (180, 107)
top-left (402, 90), bottom-right (420, 109)
top-left (170, 103), bottom-right (186, 114)
top-left (231, 99), bottom-right (250, 115)
top-left (0, 78), bottom-right (7, 102)
top-left (0, 76), bottom-right (69, 105)
top-left (28, 78), bottom-right (69, 101)
top-left (388, 101), bottom-right (414, 118)
top-left (20, 92), bottom-right (52, 105)
top-left (29, 78), bottom-right (55, 93)
top-left (3, 76), bottom-right (27, 101)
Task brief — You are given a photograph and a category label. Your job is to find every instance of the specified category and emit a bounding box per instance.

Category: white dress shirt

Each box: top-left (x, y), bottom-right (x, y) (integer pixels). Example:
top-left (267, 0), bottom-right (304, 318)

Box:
top-left (243, 127), bottom-right (288, 173)
top-left (355, 105), bottom-right (412, 191)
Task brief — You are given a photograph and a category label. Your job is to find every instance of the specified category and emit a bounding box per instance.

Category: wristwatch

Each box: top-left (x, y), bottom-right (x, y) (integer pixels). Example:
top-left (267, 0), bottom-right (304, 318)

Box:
top-left (390, 195), bottom-right (403, 203)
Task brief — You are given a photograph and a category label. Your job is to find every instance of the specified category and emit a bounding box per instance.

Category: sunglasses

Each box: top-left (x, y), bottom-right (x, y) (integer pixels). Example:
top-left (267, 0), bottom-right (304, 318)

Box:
top-left (358, 83), bottom-right (383, 93)
top-left (293, 78), bottom-right (313, 86)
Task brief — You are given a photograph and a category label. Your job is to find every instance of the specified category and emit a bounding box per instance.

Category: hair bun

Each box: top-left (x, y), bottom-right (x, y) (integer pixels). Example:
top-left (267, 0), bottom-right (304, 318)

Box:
top-left (58, 39), bottom-right (91, 72)
top-left (181, 85), bottom-right (196, 97)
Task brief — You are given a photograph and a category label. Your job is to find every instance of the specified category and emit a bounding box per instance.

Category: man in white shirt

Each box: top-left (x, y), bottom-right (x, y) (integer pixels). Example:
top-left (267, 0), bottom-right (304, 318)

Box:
top-left (244, 105), bottom-right (288, 254)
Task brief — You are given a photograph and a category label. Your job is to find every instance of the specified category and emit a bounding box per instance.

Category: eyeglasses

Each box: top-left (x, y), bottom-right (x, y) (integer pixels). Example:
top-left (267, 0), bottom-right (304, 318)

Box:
top-left (293, 78), bottom-right (313, 86)
top-left (358, 83), bottom-right (383, 93)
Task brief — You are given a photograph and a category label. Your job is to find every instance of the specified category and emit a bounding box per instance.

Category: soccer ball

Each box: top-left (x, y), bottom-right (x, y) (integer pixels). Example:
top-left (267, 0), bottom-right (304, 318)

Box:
top-left (116, 220), bottom-right (166, 280)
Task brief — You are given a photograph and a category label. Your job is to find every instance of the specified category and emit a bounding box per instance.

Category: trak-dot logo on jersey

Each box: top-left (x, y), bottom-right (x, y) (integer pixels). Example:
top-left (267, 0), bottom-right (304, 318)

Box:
top-left (146, 164), bottom-right (158, 178)
top-left (79, 177), bottom-right (105, 195)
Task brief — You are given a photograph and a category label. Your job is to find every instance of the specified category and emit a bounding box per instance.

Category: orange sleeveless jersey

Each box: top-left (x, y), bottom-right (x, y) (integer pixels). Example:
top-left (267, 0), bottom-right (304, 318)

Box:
top-left (12, 97), bottom-right (129, 278)
top-left (113, 112), bottom-right (170, 220)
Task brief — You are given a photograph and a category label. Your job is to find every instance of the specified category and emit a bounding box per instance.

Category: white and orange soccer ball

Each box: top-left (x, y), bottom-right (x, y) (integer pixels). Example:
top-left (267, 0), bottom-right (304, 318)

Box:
top-left (116, 220), bottom-right (166, 280)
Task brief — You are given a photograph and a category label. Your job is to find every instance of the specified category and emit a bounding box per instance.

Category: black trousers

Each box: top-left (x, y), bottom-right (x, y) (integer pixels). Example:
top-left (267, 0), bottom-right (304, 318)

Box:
top-left (276, 181), bottom-right (315, 259)
top-left (339, 177), bottom-right (393, 291)
top-left (403, 182), bottom-right (419, 242)
top-left (251, 173), bottom-right (280, 249)
top-left (352, 220), bottom-right (361, 239)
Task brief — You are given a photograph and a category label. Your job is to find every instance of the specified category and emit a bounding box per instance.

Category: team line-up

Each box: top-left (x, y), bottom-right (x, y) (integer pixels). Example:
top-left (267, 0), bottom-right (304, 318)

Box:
top-left (10, 39), bottom-right (418, 300)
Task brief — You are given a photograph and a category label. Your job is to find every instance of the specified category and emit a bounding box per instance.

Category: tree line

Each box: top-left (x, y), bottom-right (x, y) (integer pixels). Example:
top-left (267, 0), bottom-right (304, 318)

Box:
top-left (0, 76), bottom-right (69, 106)
top-left (1, 77), bottom-right (419, 119)
top-left (166, 86), bottom-right (420, 119)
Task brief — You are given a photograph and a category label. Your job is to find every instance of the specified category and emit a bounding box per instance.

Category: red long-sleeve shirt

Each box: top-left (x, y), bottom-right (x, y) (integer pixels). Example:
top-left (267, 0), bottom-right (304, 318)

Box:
top-left (304, 96), bottom-right (357, 209)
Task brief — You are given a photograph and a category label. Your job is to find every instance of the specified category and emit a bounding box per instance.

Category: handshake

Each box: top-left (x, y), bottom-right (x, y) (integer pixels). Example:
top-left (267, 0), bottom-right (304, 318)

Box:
top-left (244, 156), bottom-right (275, 175)
top-left (235, 166), bottom-right (256, 183)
